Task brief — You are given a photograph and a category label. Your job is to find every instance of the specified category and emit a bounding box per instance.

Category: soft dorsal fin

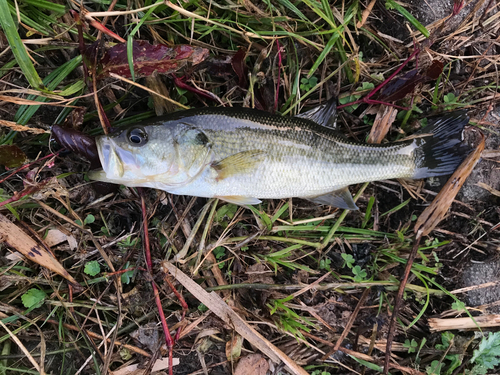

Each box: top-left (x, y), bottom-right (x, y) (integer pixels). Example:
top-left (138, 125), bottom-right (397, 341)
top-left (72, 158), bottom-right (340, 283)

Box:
top-left (212, 150), bottom-right (266, 181)
top-left (294, 97), bottom-right (337, 129)
top-left (305, 187), bottom-right (358, 210)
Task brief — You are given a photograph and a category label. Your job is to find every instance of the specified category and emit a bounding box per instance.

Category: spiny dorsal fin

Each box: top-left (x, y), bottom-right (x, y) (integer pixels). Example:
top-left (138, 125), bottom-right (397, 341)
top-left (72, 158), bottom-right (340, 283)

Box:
top-left (306, 187), bottom-right (358, 210)
top-left (212, 150), bottom-right (266, 181)
top-left (294, 97), bottom-right (337, 129)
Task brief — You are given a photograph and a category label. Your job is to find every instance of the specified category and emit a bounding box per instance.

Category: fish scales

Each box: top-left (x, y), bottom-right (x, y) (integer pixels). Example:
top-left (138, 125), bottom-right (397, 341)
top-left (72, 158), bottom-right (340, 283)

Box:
top-left (138, 109), bottom-right (415, 199)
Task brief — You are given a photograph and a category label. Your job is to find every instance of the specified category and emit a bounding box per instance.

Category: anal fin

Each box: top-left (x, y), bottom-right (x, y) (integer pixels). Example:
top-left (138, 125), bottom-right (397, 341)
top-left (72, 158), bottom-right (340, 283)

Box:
top-left (217, 195), bottom-right (262, 206)
top-left (306, 187), bottom-right (358, 210)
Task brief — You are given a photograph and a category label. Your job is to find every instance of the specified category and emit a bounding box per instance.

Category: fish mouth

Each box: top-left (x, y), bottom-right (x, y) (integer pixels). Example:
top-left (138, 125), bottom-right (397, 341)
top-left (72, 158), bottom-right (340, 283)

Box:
top-left (88, 136), bottom-right (124, 182)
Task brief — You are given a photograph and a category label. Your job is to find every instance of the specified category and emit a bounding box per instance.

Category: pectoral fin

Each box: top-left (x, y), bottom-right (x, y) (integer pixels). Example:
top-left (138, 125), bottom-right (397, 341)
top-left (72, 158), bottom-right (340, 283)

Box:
top-left (306, 187), bottom-right (358, 210)
top-left (212, 150), bottom-right (266, 181)
top-left (217, 195), bottom-right (262, 205)
top-left (294, 97), bottom-right (337, 129)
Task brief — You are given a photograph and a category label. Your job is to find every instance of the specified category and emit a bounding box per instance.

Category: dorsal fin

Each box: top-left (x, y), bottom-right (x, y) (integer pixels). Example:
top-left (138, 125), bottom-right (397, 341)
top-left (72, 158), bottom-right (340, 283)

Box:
top-left (294, 97), bottom-right (337, 129)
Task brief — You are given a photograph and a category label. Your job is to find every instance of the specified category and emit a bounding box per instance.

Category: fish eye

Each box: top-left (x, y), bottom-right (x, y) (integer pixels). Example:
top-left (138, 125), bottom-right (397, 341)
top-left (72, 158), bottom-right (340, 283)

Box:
top-left (127, 127), bottom-right (148, 146)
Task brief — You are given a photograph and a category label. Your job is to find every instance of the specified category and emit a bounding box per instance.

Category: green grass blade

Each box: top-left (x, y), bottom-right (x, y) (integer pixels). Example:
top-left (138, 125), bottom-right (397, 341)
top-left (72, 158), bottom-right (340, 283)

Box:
top-left (15, 55), bottom-right (82, 124)
top-left (0, 0), bottom-right (44, 90)
top-left (20, 0), bottom-right (66, 14)
top-left (276, 0), bottom-right (308, 21)
top-left (385, 0), bottom-right (429, 37)
top-left (0, 60), bottom-right (16, 80)
top-left (379, 198), bottom-right (411, 218)
top-left (308, 32), bottom-right (340, 78)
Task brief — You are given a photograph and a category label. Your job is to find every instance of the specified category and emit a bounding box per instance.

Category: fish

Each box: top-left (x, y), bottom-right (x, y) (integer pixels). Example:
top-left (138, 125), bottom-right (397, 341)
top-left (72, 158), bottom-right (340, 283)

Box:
top-left (87, 99), bottom-right (469, 210)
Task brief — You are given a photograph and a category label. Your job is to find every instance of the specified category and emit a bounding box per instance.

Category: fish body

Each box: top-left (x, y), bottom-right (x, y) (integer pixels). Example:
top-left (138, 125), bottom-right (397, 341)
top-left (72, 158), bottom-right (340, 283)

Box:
top-left (88, 101), bottom-right (469, 209)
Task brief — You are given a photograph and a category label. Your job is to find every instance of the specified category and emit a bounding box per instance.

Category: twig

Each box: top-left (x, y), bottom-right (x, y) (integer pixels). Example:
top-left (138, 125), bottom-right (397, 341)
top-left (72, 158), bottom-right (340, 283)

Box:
top-left (383, 235), bottom-right (421, 374)
top-left (321, 288), bottom-right (371, 360)
top-left (139, 188), bottom-right (174, 375)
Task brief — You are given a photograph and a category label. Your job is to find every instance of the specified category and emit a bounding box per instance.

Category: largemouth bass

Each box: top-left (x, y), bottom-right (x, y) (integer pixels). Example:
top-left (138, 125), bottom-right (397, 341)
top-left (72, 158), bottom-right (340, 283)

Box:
top-left (88, 100), bottom-right (469, 209)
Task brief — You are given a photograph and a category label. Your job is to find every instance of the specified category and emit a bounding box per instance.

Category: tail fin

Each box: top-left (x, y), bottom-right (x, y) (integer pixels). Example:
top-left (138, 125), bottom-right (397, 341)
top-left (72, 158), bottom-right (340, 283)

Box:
top-left (413, 111), bottom-right (470, 179)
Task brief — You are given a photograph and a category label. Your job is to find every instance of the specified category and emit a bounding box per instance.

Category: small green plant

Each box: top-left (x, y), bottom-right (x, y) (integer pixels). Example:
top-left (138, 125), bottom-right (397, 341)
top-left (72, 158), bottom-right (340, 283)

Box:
top-left (84, 260), bottom-right (101, 276)
top-left (118, 236), bottom-right (140, 251)
top-left (300, 76), bottom-right (318, 92)
top-left (21, 288), bottom-right (47, 309)
top-left (121, 261), bottom-right (134, 284)
top-left (100, 226), bottom-right (110, 236)
top-left (341, 253), bottom-right (355, 269)
top-left (213, 246), bottom-right (226, 269)
top-left (319, 258), bottom-right (331, 271)
top-left (198, 303), bottom-right (208, 312)
top-left (404, 338), bottom-right (418, 353)
top-left (338, 82), bottom-right (375, 113)
top-left (426, 360), bottom-right (443, 375)
top-left (432, 332), bottom-right (460, 375)
top-left (259, 244), bottom-right (312, 274)
top-left (311, 370), bottom-right (331, 375)
top-left (352, 265), bottom-right (368, 282)
top-left (268, 296), bottom-right (315, 340)
top-left (471, 332), bottom-right (500, 374)
top-left (215, 203), bottom-right (238, 228)
top-left (443, 93), bottom-right (459, 110)
top-left (451, 300), bottom-right (466, 312)
top-left (75, 214), bottom-right (95, 227)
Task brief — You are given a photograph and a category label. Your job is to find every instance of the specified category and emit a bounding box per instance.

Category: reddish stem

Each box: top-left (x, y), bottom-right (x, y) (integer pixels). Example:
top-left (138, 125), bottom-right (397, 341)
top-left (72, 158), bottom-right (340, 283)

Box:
top-left (163, 273), bottom-right (188, 342)
top-left (171, 75), bottom-right (218, 102)
top-left (337, 48), bottom-right (420, 111)
top-left (139, 188), bottom-right (174, 375)
top-left (274, 40), bottom-right (282, 113)
top-left (0, 152), bottom-right (59, 185)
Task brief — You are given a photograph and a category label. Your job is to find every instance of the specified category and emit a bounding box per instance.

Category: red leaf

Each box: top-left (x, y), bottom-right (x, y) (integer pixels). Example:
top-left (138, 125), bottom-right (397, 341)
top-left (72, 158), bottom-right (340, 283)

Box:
top-left (231, 48), bottom-right (248, 88)
top-left (377, 60), bottom-right (444, 103)
top-left (85, 40), bottom-right (209, 80)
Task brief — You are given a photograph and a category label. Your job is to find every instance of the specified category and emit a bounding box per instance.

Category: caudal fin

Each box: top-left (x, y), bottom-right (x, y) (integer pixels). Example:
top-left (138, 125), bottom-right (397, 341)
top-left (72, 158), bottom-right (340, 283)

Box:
top-left (413, 111), bottom-right (470, 179)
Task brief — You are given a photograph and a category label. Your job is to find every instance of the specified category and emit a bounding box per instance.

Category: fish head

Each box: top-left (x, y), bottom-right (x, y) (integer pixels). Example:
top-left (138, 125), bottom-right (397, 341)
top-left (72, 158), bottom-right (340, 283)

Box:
top-left (88, 123), bottom-right (212, 188)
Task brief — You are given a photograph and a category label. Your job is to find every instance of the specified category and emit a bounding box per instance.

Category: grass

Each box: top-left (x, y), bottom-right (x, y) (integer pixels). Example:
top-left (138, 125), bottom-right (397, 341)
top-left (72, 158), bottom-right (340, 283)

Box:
top-left (0, 0), bottom-right (499, 374)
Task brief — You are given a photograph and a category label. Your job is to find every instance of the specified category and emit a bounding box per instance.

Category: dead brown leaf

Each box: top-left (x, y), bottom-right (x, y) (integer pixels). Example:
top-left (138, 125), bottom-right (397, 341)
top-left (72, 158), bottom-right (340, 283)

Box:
top-left (226, 333), bottom-right (244, 362)
top-left (110, 357), bottom-right (180, 375)
top-left (0, 214), bottom-right (78, 286)
top-left (234, 354), bottom-right (269, 375)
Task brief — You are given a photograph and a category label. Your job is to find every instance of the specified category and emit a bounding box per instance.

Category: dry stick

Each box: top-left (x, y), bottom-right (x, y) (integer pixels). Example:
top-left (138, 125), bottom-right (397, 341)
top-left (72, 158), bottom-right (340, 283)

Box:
top-left (161, 271), bottom-right (189, 343)
top-left (139, 189), bottom-right (174, 375)
top-left (429, 314), bottom-right (500, 331)
top-left (109, 73), bottom-right (189, 110)
top-left (321, 288), bottom-right (371, 360)
top-left (356, 0), bottom-right (377, 28)
top-left (383, 235), bottom-right (422, 374)
top-left (0, 320), bottom-right (43, 374)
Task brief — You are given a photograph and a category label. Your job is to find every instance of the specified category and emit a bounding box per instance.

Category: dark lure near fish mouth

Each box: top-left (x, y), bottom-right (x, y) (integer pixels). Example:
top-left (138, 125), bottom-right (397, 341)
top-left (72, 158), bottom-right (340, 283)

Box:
top-left (87, 98), bottom-right (470, 210)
